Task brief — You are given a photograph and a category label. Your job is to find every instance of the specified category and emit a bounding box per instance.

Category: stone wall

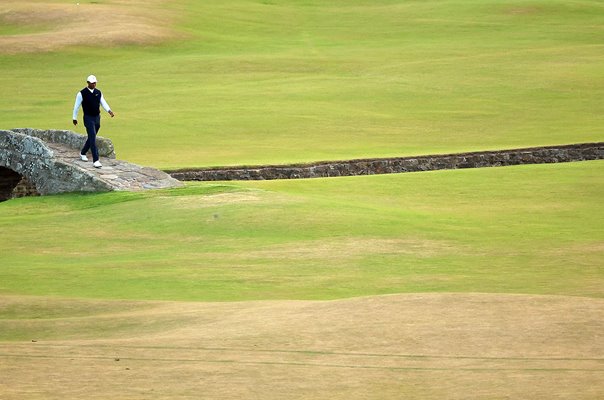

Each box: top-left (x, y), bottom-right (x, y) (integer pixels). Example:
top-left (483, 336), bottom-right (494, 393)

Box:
top-left (167, 142), bottom-right (604, 181)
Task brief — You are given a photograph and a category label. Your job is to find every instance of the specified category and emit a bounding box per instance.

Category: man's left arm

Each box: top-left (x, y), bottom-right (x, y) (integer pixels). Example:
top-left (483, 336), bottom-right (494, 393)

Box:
top-left (100, 95), bottom-right (115, 118)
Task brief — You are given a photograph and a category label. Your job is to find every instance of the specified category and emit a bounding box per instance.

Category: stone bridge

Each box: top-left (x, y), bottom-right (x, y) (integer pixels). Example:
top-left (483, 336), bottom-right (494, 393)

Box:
top-left (0, 128), bottom-right (182, 201)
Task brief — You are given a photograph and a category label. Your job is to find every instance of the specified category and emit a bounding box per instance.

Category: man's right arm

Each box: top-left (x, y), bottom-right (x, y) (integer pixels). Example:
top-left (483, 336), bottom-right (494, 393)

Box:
top-left (72, 92), bottom-right (83, 125)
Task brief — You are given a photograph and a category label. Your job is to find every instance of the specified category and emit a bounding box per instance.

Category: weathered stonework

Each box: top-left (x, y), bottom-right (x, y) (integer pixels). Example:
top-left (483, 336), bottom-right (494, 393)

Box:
top-left (11, 176), bottom-right (39, 199)
top-left (167, 142), bottom-right (604, 181)
top-left (0, 128), bottom-right (182, 200)
top-left (10, 128), bottom-right (115, 159)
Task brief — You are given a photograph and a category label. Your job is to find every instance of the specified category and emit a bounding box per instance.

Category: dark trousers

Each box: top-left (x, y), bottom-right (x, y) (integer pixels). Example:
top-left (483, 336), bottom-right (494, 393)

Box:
top-left (81, 114), bottom-right (101, 162)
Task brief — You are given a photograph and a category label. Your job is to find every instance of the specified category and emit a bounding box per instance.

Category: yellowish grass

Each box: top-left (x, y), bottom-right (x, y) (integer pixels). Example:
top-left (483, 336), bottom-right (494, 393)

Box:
top-left (242, 238), bottom-right (464, 260)
top-left (1, 293), bottom-right (603, 399)
top-left (162, 191), bottom-right (267, 209)
top-left (0, 1), bottom-right (180, 54)
top-left (505, 6), bottom-right (542, 15)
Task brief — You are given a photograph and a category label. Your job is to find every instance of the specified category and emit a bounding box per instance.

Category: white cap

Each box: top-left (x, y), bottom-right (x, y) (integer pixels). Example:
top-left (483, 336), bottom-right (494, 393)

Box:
top-left (86, 75), bottom-right (97, 83)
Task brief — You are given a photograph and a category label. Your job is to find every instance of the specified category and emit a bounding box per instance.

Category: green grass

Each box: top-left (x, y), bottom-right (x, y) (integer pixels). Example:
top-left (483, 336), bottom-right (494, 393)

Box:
top-left (0, 0), bottom-right (602, 304)
top-left (1, 4), bottom-right (602, 398)
top-left (0, 0), bottom-right (603, 168)
top-left (1, 161), bottom-right (602, 301)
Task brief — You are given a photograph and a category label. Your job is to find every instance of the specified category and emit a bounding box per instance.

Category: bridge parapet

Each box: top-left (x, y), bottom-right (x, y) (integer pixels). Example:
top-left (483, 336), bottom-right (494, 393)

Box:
top-left (10, 128), bottom-right (115, 158)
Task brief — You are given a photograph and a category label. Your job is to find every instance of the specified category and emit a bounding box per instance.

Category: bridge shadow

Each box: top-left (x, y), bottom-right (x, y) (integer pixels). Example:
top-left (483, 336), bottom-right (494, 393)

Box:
top-left (0, 167), bottom-right (38, 202)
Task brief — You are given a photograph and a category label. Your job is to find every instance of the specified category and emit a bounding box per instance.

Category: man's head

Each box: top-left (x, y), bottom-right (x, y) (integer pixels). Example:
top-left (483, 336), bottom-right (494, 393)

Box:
top-left (86, 75), bottom-right (97, 89)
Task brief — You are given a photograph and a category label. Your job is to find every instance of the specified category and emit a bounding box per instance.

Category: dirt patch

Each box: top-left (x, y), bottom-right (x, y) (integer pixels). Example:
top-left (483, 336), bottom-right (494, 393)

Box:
top-left (0, 1), bottom-right (181, 54)
top-left (1, 293), bottom-right (603, 399)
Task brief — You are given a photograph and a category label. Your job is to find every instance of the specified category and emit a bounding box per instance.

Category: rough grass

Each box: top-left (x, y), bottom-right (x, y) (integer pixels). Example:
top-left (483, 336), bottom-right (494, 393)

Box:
top-left (0, 1), bottom-right (179, 54)
top-left (1, 293), bottom-right (603, 399)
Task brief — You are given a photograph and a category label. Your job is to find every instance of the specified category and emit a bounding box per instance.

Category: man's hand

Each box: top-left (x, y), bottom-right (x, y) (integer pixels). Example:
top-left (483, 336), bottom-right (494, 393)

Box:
top-left (109, 110), bottom-right (115, 118)
top-left (73, 119), bottom-right (78, 126)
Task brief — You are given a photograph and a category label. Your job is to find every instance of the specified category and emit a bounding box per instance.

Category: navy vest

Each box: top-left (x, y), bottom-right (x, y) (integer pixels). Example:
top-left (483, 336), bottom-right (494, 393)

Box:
top-left (80, 88), bottom-right (102, 116)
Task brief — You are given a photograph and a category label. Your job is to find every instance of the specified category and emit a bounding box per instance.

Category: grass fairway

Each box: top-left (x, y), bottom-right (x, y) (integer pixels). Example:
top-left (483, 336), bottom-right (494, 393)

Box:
top-left (1, 0), bottom-right (604, 398)
top-left (1, 0), bottom-right (603, 168)
top-left (1, 161), bottom-right (603, 302)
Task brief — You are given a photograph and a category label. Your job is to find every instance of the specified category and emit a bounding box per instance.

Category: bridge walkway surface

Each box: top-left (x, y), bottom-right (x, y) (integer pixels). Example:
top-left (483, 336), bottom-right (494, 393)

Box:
top-left (44, 140), bottom-right (181, 192)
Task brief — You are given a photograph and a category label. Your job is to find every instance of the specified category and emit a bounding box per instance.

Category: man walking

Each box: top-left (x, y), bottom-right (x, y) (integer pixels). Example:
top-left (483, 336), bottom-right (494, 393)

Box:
top-left (72, 75), bottom-right (115, 168)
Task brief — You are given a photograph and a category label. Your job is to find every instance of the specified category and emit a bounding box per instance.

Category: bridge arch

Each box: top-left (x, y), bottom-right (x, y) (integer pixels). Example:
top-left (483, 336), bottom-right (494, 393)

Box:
top-left (0, 166), bottom-right (22, 201)
top-left (0, 167), bottom-right (39, 201)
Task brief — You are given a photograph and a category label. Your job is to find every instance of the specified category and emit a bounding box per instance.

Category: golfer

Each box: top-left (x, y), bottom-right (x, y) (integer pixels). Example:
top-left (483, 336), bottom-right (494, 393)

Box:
top-left (72, 75), bottom-right (115, 168)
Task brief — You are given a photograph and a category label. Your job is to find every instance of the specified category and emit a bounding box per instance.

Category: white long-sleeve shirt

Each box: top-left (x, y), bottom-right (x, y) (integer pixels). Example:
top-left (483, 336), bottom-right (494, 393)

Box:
top-left (72, 88), bottom-right (112, 120)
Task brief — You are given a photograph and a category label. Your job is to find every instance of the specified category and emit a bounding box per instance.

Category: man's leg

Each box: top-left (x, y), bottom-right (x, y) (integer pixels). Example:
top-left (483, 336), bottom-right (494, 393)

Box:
top-left (80, 117), bottom-right (91, 157)
top-left (91, 115), bottom-right (101, 162)
top-left (82, 115), bottom-right (100, 162)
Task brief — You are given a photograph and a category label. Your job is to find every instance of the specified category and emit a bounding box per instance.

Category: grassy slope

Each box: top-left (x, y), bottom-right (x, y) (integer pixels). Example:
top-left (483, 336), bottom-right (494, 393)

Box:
top-left (0, 0), bottom-right (603, 168)
top-left (1, 161), bottom-right (602, 302)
